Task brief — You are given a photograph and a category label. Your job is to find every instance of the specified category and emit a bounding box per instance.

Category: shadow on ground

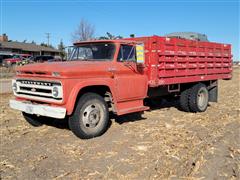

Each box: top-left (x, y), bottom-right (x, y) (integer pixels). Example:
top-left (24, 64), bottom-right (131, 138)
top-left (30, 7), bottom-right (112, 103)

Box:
top-left (39, 117), bottom-right (70, 129)
top-left (38, 98), bottom-right (182, 130)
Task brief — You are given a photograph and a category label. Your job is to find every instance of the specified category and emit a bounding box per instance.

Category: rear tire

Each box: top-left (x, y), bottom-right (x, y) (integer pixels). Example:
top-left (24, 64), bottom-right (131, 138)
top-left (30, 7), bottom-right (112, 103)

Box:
top-left (179, 88), bottom-right (191, 112)
top-left (69, 93), bottom-right (109, 139)
top-left (189, 83), bottom-right (209, 112)
top-left (22, 112), bottom-right (43, 127)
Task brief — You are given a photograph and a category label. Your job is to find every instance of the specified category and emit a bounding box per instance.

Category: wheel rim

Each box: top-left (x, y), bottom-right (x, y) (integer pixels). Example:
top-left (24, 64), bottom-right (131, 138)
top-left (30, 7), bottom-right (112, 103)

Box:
top-left (82, 104), bottom-right (102, 128)
top-left (197, 89), bottom-right (208, 109)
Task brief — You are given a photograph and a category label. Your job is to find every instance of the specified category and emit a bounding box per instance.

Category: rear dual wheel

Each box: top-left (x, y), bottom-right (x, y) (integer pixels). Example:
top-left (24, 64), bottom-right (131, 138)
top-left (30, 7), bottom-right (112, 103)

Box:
top-left (180, 88), bottom-right (191, 112)
top-left (180, 83), bottom-right (209, 112)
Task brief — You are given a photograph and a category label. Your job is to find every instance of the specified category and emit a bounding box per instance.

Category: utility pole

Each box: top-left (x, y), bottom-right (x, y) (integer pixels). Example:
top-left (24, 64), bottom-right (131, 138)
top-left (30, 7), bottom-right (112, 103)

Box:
top-left (45, 33), bottom-right (50, 46)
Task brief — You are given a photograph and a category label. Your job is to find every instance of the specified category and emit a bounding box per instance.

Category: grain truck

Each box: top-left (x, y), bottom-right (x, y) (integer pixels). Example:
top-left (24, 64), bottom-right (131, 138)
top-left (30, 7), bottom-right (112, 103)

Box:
top-left (10, 34), bottom-right (232, 139)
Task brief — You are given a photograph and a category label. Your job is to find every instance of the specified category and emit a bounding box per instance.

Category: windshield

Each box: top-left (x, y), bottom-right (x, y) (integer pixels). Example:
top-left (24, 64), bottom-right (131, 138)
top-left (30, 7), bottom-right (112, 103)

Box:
top-left (69, 43), bottom-right (115, 61)
top-left (13, 55), bottom-right (20, 59)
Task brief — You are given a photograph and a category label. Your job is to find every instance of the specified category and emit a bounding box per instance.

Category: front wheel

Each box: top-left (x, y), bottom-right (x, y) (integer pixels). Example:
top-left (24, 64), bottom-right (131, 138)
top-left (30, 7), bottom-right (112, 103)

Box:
top-left (69, 93), bottom-right (109, 139)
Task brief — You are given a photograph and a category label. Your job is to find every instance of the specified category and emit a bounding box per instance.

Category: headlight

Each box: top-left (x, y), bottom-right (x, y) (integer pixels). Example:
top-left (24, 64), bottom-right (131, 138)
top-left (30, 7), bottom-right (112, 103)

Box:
top-left (52, 86), bottom-right (59, 97)
top-left (12, 82), bottom-right (17, 92)
top-left (52, 86), bottom-right (63, 98)
top-left (12, 80), bottom-right (18, 93)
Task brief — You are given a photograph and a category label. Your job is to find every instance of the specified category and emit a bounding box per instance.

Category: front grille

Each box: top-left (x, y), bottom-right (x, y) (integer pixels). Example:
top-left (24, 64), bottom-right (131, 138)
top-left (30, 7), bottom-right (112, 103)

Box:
top-left (14, 79), bottom-right (63, 102)
top-left (20, 86), bottom-right (51, 93)
top-left (18, 79), bottom-right (60, 86)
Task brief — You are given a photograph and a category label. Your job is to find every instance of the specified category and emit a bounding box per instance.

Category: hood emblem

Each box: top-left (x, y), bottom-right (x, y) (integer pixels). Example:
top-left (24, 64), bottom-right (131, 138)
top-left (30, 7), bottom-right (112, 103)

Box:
top-left (31, 88), bottom-right (36, 92)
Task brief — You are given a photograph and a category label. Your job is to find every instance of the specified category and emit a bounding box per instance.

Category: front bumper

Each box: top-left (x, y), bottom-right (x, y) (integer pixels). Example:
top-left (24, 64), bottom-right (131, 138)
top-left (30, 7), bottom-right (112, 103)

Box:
top-left (9, 99), bottom-right (66, 119)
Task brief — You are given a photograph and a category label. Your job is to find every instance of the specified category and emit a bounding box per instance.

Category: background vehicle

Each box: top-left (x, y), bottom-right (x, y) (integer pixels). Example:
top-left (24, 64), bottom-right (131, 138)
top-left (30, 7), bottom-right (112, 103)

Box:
top-left (2, 54), bottom-right (31, 67)
top-left (9, 34), bottom-right (232, 139)
top-left (17, 55), bottom-right (64, 66)
top-left (29, 55), bottom-right (54, 63)
top-left (0, 53), bottom-right (13, 65)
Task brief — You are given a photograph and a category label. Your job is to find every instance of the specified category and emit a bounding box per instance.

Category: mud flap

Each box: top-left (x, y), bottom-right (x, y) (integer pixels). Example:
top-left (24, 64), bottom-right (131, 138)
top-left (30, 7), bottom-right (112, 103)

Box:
top-left (209, 85), bottom-right (218, 102)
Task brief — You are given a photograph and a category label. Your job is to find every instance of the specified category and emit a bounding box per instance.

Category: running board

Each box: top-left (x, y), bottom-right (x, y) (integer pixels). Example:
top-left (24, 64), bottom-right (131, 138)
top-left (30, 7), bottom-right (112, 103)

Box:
top-left (116, 99), bottom-right (149, 115)
top-left (118, 106), bottom-right (149, 115)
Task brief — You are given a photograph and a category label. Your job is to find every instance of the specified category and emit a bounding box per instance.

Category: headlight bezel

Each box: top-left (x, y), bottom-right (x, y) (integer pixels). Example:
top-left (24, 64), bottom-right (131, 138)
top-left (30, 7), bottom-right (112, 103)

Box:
top-left (12, 79), bottom-right (18, 93)
top-left (52, 85), bottom-right (63, 99)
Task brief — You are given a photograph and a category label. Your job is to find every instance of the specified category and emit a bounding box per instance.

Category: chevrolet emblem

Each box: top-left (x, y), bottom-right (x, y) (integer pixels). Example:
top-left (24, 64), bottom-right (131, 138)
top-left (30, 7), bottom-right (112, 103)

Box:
top-left (31, 88), bottom-right (36, 92)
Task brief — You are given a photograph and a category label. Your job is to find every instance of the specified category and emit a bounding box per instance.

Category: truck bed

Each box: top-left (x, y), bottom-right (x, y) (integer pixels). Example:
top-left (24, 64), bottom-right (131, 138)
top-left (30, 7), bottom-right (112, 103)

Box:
top-left (126, 36), bottom-right (232, 87)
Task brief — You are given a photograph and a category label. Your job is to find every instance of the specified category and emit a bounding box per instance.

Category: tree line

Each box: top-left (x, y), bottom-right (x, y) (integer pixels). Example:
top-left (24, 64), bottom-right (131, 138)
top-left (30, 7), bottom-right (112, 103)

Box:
top-left (72, 18), bottom-right (135, 41)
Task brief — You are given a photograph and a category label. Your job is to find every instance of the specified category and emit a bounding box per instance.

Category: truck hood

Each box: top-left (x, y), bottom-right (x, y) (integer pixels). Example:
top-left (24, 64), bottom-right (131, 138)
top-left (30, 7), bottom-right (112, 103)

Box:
top-left (16, 61), bottom-right (112, 78)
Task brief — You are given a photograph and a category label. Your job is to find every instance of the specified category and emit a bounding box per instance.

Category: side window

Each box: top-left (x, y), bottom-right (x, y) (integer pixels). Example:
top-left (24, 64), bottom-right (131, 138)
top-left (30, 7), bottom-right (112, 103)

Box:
top-left (117, 45), bottom-right (136, 62)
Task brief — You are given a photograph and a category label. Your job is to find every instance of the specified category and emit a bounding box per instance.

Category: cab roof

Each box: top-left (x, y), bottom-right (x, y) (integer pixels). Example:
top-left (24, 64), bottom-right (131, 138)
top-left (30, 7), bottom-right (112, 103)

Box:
top-left (73, 39), bottom-right (137, 45)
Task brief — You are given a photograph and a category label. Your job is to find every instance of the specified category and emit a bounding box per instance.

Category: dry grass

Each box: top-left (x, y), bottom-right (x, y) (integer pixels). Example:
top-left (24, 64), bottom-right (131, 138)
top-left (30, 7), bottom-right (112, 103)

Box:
top-left (0, 67), bottom-right (16, 79)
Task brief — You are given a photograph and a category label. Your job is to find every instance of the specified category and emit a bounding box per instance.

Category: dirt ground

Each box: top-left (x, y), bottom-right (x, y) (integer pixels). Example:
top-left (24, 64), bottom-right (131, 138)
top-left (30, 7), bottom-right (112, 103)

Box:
top-left (0, 67), bottom-right (15, 79)
top-left (0, 68), bottom-right (239, 179)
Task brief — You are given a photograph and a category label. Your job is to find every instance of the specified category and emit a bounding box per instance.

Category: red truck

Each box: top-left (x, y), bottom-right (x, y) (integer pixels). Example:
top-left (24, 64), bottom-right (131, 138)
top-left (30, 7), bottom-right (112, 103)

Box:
top-left (10, 35), bottom-right (232, 139)
top-left (2, 54), bottom-right (32, 67)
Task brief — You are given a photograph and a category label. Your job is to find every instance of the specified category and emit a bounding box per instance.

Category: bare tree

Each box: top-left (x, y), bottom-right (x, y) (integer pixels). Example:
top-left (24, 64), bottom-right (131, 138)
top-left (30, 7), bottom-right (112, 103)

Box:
top-left (72, 19), bottom-right (95, 42)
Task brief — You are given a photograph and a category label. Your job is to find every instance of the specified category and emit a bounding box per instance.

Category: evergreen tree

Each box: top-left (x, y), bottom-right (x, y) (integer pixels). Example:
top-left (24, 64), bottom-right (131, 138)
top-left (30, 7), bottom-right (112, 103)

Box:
top-left (130, 34), bottom-right (135, 38)
top-left (98, 32), bottom-right (123, 40)
top-left (40, 42), bottom-right (48, 47)
top-left (58, 39), bottom-right (66, 59)
top-left (40, 42), bottom-right (54, 48)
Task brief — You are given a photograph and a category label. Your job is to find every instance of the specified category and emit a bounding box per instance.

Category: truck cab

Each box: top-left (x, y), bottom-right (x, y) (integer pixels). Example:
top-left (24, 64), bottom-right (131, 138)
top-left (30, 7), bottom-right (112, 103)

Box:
top-left (10, 40), bottom-right (149, 139)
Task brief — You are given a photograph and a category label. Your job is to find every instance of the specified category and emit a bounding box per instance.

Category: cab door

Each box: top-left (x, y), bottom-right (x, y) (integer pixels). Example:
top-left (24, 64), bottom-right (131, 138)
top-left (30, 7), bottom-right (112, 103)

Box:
top-left (114, 44), bottom-right (148, 102)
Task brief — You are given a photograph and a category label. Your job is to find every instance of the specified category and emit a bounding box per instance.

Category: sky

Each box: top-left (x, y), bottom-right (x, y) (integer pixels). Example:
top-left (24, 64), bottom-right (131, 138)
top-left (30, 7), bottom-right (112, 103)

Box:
top-left (1, 0), bottom-right (239, 60)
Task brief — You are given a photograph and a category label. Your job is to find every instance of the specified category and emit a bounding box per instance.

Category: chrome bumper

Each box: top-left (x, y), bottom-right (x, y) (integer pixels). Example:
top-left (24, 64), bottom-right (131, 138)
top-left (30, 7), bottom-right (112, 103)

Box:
top-left (9, 99), bottom-right (66, 119)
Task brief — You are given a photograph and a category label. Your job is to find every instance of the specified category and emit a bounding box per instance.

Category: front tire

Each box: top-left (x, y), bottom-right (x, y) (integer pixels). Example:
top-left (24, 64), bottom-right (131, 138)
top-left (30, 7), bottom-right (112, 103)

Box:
top-left (69, 93), bottom-right (109, 139)
top-left (189, 83), bottom-right (209, 112)
top-left (22, 112), bottom-right (43, 127)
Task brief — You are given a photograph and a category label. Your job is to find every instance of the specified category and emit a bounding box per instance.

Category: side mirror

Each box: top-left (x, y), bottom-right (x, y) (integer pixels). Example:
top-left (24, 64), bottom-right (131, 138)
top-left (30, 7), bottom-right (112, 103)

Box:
top-left (136, 43), bottom-right (144, 64)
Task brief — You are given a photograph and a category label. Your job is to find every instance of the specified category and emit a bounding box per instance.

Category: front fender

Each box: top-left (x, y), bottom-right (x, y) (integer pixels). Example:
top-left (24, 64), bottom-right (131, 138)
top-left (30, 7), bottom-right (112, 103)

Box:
top-left (65, 78), bottom-right (117, 115)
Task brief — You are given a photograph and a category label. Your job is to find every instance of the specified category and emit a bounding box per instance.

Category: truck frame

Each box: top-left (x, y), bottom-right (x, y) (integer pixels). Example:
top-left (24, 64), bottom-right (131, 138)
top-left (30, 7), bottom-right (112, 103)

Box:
top-left (10, 35), bottom-right (232, 139)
